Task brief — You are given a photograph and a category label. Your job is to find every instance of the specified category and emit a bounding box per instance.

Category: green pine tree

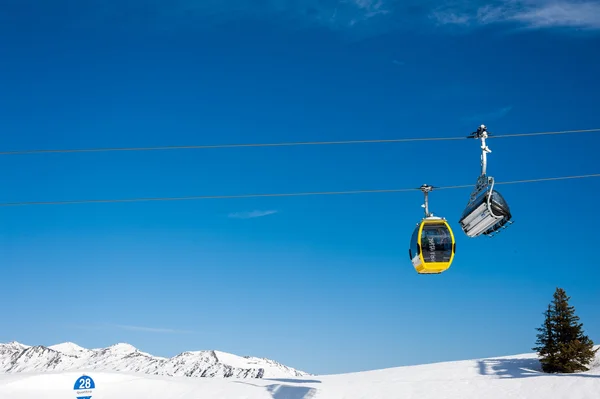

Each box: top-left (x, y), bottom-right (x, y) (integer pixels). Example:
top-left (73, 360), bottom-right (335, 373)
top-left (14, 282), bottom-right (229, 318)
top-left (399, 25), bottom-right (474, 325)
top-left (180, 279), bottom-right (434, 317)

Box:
top-left (533, 287), bottom-right (598, 373)
top-left (533, 304), bottom-right (558, 371)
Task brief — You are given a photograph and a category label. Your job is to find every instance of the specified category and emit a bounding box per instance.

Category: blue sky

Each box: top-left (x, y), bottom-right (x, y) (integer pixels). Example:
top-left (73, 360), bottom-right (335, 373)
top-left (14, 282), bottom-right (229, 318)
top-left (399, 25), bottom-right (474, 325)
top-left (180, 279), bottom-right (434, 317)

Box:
top-left (1, 0), bottom-right (599, 375)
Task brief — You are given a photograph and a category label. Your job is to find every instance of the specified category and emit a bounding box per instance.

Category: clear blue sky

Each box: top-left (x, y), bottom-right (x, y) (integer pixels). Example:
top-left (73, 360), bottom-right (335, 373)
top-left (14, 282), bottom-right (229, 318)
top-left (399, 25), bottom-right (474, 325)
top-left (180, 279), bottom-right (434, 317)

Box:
top-left (1, 0), bottom-right (599, 376)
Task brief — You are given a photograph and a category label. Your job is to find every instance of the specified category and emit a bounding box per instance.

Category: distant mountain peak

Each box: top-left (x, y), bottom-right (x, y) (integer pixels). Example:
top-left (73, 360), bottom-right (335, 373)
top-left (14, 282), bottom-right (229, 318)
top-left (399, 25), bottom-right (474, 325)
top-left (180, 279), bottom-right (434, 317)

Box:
top-left (0, 342), bottom-right (311, 379)
top-left (53, 341), bottom-right (83, 348)
top-left (2, 341), bottom-right (29, 349)
top-left (50, 342), bottom-right (86, 350)
top-left (107, 343), bottom-right (138, 352)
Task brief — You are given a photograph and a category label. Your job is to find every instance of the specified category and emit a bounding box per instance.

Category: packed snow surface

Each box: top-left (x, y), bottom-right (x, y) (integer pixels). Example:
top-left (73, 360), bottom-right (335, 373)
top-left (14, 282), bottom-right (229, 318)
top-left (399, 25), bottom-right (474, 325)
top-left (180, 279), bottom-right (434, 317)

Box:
top-left (0, 346), bottom-right (598, 398)
top-left (0, 342), bottom-right (309, 379)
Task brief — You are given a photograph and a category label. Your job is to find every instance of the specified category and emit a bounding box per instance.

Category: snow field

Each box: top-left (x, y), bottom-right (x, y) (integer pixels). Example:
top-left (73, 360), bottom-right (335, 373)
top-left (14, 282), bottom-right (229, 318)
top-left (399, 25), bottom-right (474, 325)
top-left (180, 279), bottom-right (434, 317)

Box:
top-left (1, 347), bottom-right (598, 399)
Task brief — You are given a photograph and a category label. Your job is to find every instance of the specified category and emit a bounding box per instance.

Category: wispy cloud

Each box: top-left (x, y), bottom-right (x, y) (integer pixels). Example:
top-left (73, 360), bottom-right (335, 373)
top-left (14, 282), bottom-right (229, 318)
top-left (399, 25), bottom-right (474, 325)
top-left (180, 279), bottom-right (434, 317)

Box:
top-left (194, 0), bottom-right (600, 32)
top-left (111, 324), bottom-right (194, 334)
top-left (173, 0), bottom-right (393, 31)
top-left (463, 105), bottom-right (513, 123)
top-left (70, 323), bottom-right (194, 334)
top-left (304, 0), bottom-right (391, 29)
top-left (509, 1), bottom-right (600, 29)
top-left (228, 210), bottom-right (278, 219)
top-left (83, 0), bottom-right (600, 40)
top-left (353, 0), bottom-right (390, 18)
top-left (431, 1), bottom-right (600, 31)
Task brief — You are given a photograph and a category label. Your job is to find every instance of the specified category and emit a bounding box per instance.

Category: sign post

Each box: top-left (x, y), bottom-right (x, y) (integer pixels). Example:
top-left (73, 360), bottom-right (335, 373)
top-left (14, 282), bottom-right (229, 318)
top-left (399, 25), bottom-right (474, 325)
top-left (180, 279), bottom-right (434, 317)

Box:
top-left (73, 375), bottom-right (96, 399)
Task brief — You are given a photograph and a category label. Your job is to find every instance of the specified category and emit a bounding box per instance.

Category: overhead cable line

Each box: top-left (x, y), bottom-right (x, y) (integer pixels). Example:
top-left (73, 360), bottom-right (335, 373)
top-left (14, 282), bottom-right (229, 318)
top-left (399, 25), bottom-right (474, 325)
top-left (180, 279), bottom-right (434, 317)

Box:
top-left (1, 173), bottom-right (599, 207)
top-left (1, 128), bottom-right (599, 156)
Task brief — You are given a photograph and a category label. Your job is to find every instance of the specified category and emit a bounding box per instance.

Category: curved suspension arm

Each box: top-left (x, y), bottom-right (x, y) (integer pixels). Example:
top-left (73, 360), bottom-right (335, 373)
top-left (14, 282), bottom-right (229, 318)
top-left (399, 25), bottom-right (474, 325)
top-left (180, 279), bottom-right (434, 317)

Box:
top-left (478, 126), bottom-right (492, 177)
top-left (486, 178), bottom-right (501, 219)
top-left (466, 125), bottom-right (493, 201)
top-left (420, 184), bottom-right (433, 218)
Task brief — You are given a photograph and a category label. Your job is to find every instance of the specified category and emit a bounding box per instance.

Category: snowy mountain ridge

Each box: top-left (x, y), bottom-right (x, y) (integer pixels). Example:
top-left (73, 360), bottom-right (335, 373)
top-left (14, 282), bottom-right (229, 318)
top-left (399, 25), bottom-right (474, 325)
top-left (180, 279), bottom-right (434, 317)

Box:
top-left (0, 341), bottom-right (310, 379)
top-left (1, 346), bottom-right (599, 399)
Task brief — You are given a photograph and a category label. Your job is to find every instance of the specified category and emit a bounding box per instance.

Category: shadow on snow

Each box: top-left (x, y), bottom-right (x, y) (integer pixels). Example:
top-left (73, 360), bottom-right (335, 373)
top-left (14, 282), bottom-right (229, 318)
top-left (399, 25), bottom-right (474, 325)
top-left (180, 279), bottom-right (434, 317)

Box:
top-left (262, 378), bottom-right (322, 384)
top-left (477, 358), bottom-right (600, 379)
top-left (234, 380), bottom-right (320, 399)
top-left (266, 384), bottom-right (317, 399)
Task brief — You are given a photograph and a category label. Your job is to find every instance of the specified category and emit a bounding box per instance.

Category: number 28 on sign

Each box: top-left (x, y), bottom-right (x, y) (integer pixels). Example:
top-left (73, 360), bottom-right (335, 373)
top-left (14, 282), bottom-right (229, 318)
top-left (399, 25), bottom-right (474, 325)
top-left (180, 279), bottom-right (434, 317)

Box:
top-left (73, 375), bottom-right (95, 399)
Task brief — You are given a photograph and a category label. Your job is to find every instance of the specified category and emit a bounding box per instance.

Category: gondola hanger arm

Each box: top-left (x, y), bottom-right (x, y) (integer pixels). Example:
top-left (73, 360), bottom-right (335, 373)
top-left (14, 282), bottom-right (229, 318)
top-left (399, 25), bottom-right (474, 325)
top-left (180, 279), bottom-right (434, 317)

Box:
top-left (419, 184), bottom-right (435, 218)
top-left (470, 124), bottom-right (492, 177)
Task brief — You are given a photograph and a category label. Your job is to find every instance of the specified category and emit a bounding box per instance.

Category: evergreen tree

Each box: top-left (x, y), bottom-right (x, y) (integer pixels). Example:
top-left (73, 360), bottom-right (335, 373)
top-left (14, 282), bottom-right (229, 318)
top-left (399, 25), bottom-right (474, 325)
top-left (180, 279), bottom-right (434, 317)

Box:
top-left (533, 304), bottom-right (557, 371)
top-left (533, 287), bottom-right (598, 373)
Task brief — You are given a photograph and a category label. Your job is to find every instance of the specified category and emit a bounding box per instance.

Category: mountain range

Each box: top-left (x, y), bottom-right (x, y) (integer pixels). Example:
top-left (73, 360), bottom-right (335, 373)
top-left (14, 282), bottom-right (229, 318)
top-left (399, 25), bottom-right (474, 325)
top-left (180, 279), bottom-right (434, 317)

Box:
top-left (1, 346), bottom-right (599, 399)
top-left (0, 341), bottom-right (310, 378)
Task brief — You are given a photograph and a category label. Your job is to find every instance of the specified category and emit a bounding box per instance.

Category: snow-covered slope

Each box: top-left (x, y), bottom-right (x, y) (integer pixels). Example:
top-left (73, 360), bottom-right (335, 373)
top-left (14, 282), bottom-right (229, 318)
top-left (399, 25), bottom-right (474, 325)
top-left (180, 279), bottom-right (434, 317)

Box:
top-left (0, 347), bottom-right (598, 399)
top-left (0, 342), bottom-right (309, 379)
top-left (48, 342), bottom-right (89, 358)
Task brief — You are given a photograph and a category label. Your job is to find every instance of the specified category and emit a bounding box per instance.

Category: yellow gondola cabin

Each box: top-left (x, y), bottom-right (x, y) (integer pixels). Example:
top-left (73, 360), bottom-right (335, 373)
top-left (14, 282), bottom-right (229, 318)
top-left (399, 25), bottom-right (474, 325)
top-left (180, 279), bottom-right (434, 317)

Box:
top-left (409, 185), bottom-right (456, 274)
